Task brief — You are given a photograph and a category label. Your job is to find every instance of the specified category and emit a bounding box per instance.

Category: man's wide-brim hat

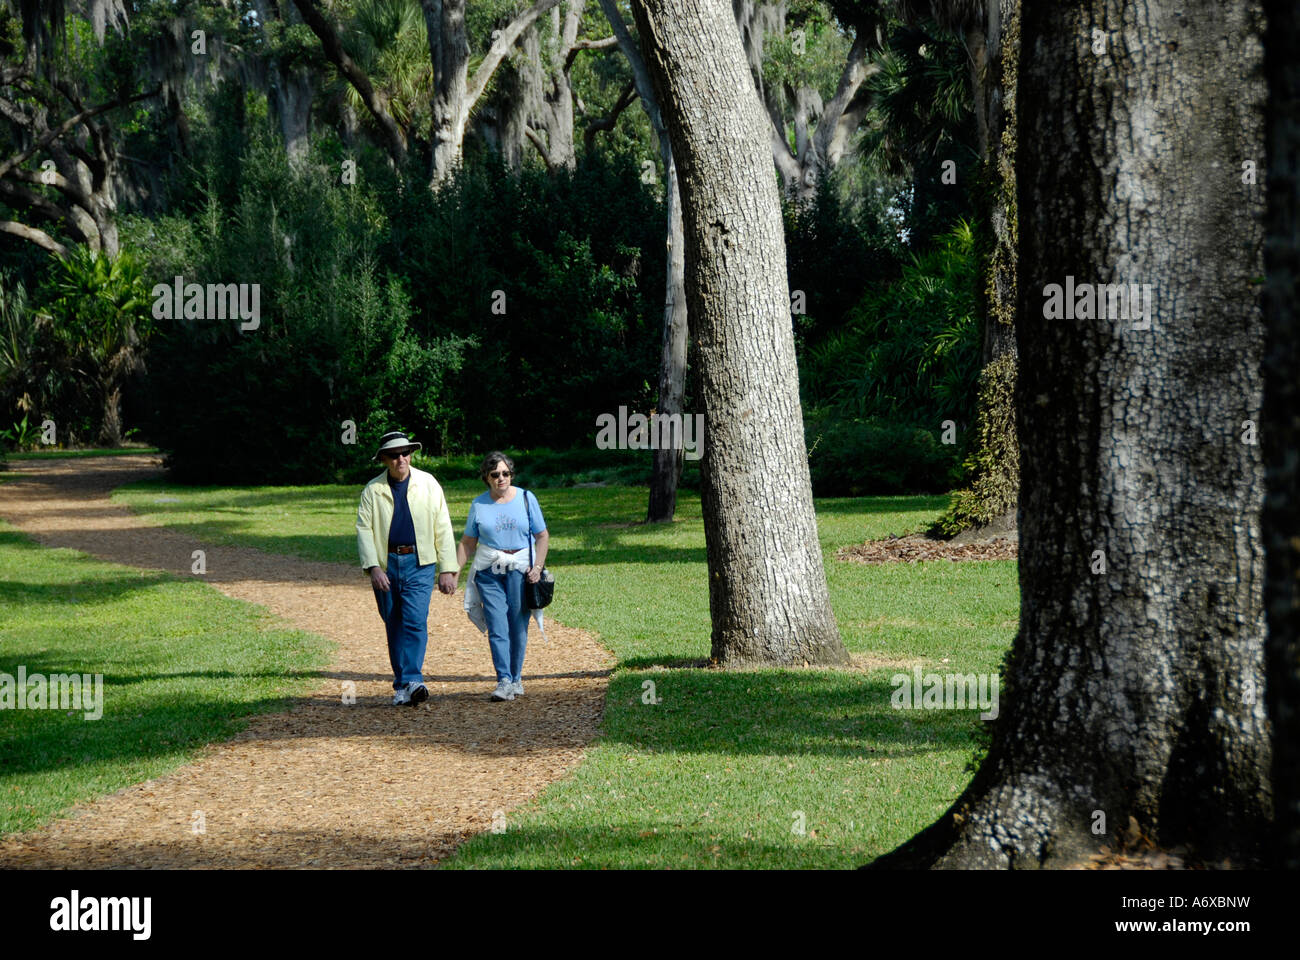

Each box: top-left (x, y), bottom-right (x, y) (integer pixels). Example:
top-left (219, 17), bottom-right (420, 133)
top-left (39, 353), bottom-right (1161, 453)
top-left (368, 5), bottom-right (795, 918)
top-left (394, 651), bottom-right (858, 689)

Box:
top-left (373, 431), bottom-right (423, 462)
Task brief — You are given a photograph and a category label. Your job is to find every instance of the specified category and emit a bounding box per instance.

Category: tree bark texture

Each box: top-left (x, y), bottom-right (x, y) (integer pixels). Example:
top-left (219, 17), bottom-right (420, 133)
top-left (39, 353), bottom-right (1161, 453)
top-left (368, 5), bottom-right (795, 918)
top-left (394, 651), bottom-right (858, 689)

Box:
top-left (630, 0), bottom-right (847, 666)
top-left (1262, 0), bottom-right (1300, 871)
top-left (423, 0), bottom-right (470, 184)
top-left (875, 0), bottom-right (1271, 868)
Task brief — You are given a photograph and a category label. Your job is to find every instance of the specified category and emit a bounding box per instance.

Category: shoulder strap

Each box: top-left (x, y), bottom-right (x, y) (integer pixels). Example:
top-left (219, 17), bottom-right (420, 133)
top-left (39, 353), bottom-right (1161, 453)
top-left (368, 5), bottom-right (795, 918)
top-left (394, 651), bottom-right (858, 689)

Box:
top-left (521, 488), bottom-right (535, 568)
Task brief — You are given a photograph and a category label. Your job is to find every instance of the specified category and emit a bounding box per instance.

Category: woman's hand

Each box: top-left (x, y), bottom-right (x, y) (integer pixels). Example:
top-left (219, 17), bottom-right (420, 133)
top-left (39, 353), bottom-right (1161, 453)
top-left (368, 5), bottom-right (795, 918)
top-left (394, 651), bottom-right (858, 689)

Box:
top-left (527, 565), bottom-right (542, 583)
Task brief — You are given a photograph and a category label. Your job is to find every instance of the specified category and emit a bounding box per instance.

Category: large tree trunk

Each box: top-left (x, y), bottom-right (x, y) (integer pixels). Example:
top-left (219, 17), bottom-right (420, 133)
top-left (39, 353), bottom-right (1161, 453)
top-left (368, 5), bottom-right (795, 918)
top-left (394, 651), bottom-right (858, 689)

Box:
top-left (629, 0), bottom-right (847, 666)
top-left (872, 0), bottom-right (1271, 869)
top-left (1263, 0), bottom-right (1300, 871)
top-left (931, 0), bottom-right (1020, 539)
top-left (425, 0), bottom-right (472, 184)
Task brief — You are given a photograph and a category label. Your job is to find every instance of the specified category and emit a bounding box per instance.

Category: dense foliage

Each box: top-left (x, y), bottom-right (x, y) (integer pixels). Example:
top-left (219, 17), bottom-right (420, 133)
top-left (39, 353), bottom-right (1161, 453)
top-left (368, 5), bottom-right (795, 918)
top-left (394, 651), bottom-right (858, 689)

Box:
top-left (0, 1), bottom-right (982, 496)
top-left (800, 222), bottom-right (981, 493)
top-left (129, 103), bottom-right (660, 483)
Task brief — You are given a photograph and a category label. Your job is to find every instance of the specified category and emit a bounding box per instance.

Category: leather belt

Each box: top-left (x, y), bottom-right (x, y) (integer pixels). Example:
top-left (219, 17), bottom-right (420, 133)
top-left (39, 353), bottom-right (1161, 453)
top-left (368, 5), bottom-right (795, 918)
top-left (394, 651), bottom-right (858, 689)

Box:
top-left (498, 548), bottom-right (523, 554)
top-left (389, 544), bottom-right (416, 555)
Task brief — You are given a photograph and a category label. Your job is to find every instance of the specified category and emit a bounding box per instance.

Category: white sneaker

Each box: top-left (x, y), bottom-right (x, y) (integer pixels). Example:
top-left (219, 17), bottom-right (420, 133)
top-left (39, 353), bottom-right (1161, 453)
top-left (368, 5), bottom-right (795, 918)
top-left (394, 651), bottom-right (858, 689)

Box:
top-left (392, 685), bottom-right (411, 705)
top-left (407, 681), bottom-right (429, 706)
top-left (490, 680), bottom-right (515, 701)
top-left (511, 680), bottom-right (524, 697)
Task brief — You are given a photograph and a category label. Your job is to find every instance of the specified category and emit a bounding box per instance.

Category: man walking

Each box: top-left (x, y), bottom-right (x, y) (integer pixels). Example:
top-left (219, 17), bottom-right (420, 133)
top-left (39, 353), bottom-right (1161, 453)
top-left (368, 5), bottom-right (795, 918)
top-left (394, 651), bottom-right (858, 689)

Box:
top-left (357, 431), bottom-right (458, 705)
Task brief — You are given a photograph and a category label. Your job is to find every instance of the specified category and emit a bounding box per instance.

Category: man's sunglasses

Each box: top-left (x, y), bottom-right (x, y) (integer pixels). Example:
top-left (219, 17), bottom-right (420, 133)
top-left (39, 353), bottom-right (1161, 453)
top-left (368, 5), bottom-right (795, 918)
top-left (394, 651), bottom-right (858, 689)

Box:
top-left (383, 449), bottom-right (413, 459)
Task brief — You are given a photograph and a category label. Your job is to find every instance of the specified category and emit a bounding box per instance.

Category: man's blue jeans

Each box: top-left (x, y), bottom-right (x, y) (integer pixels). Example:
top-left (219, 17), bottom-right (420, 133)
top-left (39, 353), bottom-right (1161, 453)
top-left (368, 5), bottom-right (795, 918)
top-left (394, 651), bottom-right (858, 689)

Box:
top-left (373, 552), bottom-right (437, 689)
top-left (475, 567), bottom-right (528, 683)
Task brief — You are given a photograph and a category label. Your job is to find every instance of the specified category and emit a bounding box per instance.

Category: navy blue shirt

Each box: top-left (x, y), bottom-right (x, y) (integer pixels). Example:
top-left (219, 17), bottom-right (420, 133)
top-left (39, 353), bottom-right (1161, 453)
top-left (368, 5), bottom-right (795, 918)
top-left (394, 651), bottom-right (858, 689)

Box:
top-left (387, 474), bottom-right (417, 551)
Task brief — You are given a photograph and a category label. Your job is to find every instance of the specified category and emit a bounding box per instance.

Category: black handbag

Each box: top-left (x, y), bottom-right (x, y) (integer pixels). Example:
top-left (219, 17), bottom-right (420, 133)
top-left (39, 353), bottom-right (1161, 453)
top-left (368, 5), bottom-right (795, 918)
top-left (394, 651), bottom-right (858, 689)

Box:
top-left (522, 488), bottom-right (554, 610)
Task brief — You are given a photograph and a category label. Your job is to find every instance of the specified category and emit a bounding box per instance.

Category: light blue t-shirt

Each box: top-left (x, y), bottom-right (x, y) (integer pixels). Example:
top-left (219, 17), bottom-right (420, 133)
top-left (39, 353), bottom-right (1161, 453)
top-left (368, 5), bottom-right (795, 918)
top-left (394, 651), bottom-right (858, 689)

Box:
top-left (463, 488), bottom-right (546, 552)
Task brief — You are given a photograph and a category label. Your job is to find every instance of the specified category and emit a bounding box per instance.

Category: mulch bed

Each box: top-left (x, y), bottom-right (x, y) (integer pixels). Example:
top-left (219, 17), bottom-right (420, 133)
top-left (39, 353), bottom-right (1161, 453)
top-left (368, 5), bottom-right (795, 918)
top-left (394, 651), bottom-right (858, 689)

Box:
top-left (837, 533), bottom-right (1019, 565)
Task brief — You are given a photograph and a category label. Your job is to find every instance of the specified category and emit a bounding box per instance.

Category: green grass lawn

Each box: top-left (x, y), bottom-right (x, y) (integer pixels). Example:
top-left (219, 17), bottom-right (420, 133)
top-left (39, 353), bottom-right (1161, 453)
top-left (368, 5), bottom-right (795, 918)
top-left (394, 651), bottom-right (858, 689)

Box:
top-left (0, 523), bottom-right (331, 835)
top-left (4, 446), bottom-right (160, 460)
top-left (110, 476), bottom-right (1018, 868)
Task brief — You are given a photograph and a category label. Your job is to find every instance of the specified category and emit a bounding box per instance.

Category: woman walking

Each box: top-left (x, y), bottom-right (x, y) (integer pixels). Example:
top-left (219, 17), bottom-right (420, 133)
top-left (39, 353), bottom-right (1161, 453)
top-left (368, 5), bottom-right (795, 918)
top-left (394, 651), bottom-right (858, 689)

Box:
top-left (457, 452), bottom-right (549, 701)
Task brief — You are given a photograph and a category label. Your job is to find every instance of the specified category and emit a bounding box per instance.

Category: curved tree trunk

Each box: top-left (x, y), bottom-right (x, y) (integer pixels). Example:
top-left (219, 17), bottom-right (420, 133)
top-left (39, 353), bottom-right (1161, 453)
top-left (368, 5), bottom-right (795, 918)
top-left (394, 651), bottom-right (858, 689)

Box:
top-left (597, 0), bottom-right (690, 523)
top-left (630, 0), bottom-right (847, 666)
top-left (533, 1), bottom-right (581, 171)
top-left (646, 153), bottom-right (688, 522)
top-left (1263, 0), bottom-right (1300, 871)
top-left (873, 0), bottom-right (1271, 868)
top-left (423, 0), bottom-right (564, 187)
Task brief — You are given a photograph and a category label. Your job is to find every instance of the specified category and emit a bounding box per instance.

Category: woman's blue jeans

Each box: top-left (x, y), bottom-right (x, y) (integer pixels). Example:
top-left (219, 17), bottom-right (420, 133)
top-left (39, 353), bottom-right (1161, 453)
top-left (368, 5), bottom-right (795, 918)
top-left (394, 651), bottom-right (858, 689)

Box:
top-left (373, 551), bottom-right (437, 689)
top-left (475, 567), bottom-right (529, 683)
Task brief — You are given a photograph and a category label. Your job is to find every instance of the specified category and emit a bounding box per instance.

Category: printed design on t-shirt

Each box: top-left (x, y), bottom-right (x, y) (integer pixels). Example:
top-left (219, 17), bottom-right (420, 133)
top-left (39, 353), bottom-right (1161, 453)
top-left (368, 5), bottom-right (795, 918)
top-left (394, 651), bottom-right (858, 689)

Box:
top-left (494, 511), bottom-right (519, 537)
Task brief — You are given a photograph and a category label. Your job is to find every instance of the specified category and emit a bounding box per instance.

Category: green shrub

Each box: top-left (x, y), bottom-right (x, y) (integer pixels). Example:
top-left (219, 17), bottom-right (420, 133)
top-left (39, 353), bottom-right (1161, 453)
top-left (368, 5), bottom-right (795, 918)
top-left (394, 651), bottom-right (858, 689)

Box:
top-left (382, 153), bottom-right (663, 452)
top-left (805, 413), bottom-right (962, 496)
top-left (143, 129), bottom-right (471, 484)
top-left (800, 221), bottom-right (980, 433)
top-left (132, 102), bottom-right (664, 482)
top-left (783, 167), bottom-right (904, 348)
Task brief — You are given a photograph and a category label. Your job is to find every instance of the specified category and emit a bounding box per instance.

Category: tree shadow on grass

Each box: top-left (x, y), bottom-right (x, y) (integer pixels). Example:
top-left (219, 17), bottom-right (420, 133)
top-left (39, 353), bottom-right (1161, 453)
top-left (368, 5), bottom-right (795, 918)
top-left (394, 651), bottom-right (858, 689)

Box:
top-left (0, 571), bottom-right (175, 606)
top-left (597, 667), bottom-right (983, 761)
top-left (447, 822), bottom-right (878, 870)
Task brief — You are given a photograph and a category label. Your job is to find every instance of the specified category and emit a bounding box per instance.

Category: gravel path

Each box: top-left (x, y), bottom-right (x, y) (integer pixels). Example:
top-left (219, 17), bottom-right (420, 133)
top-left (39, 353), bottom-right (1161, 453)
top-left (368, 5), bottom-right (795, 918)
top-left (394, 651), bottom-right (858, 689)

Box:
top-left (0, 455), bottom-right (613, 868)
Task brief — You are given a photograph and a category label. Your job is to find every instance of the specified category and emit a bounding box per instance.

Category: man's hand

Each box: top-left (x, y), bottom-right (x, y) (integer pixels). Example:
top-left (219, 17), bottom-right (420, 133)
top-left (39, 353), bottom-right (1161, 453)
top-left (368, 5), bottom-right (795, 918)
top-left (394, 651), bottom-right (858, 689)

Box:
top-left (526, 565), bottom-right (542, 584)
top-left (369, 566), bottom-right (391, 592)
top-left (437, 572), bottom-right (457, 595)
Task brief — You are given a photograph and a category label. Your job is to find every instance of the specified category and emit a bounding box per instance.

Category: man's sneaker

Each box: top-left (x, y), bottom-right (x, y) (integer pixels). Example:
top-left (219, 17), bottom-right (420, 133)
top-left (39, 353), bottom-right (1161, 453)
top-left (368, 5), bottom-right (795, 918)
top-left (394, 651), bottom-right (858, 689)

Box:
top-left (511, 680), bottom-right (524, 698)
top-left (490, 680), bottom-right (515, 701)
top-left (392, 685), bottom-right (411, 705)
top-left (407, 681), bottom-right (429, 706)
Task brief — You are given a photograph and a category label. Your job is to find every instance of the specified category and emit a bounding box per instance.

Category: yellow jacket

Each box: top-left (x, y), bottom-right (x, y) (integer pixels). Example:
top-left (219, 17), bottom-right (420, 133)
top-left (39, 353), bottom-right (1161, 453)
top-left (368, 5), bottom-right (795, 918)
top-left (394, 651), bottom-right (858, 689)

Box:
top-left (356, 466), bottom-right (457, 572)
